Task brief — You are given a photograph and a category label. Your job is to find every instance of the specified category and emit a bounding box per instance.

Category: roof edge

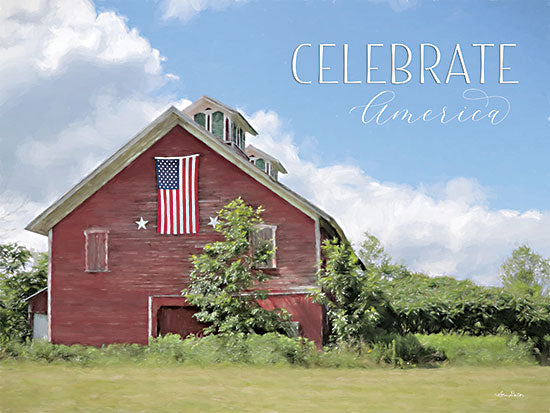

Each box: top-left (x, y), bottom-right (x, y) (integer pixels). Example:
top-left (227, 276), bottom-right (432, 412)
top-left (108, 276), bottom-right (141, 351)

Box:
top-left (26, 106), bottom-right (181, 235)
top-left (26, 105), bottom-right (350, 247)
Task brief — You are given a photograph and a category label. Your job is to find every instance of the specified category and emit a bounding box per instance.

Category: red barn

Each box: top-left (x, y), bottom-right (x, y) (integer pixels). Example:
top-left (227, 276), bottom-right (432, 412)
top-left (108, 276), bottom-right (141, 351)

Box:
top-left (26, 96), bottom-right (348, 347)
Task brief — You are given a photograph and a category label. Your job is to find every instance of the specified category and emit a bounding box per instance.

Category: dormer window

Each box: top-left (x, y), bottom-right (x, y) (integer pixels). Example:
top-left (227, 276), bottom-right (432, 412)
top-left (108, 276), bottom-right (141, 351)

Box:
top-left (212, 111), bottom-right (224, 139)
top-left (237, 128), bottom-right (243, 150)
top-left (255, 158), bottom-right (265, 171)
top-left (194, 113), bottom-right (205, 128)
top-left (225, 118), bottom-right (230, 141)
top-left (245, 145), bottom-right (287, 182)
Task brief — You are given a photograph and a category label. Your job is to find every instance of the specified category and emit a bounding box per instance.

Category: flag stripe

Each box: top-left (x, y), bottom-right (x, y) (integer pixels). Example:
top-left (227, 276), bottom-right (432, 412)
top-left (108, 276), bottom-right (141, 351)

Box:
top-left (179, 158), bottom-right (184, 234)
top-left (157, 189), bottom-right (163, 234)
top-left (166, 189), bottom-right (171, 235)
top-left (185, 157), bottom-right (190, 233)
top-left (191, 155), bottom-right (197, 233)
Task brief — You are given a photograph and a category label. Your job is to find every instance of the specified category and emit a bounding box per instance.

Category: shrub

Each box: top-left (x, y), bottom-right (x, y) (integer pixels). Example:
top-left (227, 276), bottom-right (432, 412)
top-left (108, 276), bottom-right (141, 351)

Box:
top-left (312, 239), bottom-right (400, 345)
top-left (416, 333), bottom-right (536, 366)
top-left (0, 244), bottom-right (48, 341)
top-left (369, 334), bottom-right (445, 368)
top-left (184, 198), bottom-right (292, 336)
top-left (384, 273), bottom-right (550, 363)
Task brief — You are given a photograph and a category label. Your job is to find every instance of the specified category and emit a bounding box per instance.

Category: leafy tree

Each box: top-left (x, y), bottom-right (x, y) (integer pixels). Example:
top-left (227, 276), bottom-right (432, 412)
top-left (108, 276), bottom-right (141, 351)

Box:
top-left (183, 198), bottom-right (292, 336)
top-left (359, 233), bottom-right (392, 269)
top-left (359, 232), bottom-right (410, 280)
top-left (312, 239), bottom-right (400, 345)
top-left (499, 245), bottom-right (550, 296)
top-left (0, 243), bottom-right (48, 341)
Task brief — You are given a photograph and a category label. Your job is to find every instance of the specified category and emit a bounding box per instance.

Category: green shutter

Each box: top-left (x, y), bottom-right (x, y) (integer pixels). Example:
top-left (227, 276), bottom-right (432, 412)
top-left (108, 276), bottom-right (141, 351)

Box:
top-left (255, 158), bottom-right (265, 171)
top-left (212, 111), bottom-right (224, 139)
top-left (194, 112), bottom-right (206, 127)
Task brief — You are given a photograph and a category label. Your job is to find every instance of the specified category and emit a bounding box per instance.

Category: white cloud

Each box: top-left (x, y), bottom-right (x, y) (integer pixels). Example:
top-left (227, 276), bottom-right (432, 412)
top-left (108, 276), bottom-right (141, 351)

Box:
top-left (0, 0), bottom-right (185, 245)
top-left (161, 0), bottom-right (250, 22)
top-left (0, 0), bottom-right (169, 105)
top-left (247, 109), bottom-right (550, 286)
top-left (0, 191), bottom-right (49, 251)
top-left (17, 94), bottom-right (170, 170)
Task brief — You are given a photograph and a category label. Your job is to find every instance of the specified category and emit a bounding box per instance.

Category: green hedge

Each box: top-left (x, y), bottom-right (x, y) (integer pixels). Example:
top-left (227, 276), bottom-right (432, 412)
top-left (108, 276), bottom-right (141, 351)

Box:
top-left (385, 274), bottom-right (550, 362)
top-left (416, 333), bottom-right (536, 366)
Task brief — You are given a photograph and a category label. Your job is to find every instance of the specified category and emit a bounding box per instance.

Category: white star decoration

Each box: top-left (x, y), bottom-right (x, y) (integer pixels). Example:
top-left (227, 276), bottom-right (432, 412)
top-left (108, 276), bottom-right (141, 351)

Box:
top-left (136, 217), bottom-right (148, 230)
top-left (208, 216), bottom-right (219, 228)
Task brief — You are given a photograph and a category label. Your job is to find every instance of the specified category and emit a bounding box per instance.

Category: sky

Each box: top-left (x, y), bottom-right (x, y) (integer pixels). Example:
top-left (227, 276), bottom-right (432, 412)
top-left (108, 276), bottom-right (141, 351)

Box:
top-left (1, 0), bottom-right (549, 285)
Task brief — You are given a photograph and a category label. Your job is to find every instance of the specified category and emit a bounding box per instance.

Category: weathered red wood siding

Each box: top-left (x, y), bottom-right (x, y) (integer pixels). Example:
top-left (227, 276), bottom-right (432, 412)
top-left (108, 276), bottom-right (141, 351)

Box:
top-left (29, 290), bottom-right (48, 314)
top-left (50, 125), bottom-right (318, 345)
top-left (259, 294), bottom-right (322, 346)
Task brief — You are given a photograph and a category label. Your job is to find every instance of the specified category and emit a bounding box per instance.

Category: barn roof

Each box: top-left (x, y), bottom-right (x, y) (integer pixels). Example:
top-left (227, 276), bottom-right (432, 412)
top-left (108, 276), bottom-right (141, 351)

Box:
top-left (24, 287), bottom-right (48, 302)
top-left (25, 104), bottom-right (347, 241)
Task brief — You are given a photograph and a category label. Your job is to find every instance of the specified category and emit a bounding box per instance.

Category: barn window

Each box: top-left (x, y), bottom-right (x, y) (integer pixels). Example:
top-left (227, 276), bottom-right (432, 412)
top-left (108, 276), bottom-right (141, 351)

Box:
top-left (254, 158), bottom-right (265, 172)
top-left (251, 224), bottom-right (276, 268)
top-left (225, 118), bottom-right (230, 141)
top-left (194, 112), bottom-right (206, 128)
top-left (212, 111), bottom-right (224, 139)
top-left (84, 229), bottom-right (109, 272)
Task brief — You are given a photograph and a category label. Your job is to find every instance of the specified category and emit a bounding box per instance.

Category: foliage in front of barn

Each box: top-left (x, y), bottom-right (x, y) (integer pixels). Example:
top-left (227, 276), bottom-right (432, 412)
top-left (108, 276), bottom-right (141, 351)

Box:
top-left (312, 239), bottom-right (401, 344)
top-left (0, 243), bottom-right (47, 342)
top-left (183, 198), bottom-right (292, 336)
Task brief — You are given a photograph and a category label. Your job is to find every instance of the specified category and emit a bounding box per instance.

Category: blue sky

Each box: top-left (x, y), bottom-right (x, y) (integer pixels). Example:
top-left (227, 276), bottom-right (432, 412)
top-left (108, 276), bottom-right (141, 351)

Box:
top-left (101, 0), bottom-right (550, 211)
top-left (1, 0), bottom-right (549, 285)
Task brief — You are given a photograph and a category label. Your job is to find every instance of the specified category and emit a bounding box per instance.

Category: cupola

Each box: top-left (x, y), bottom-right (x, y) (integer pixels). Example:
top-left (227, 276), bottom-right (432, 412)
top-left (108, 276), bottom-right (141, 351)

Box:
top-left (183, 95), bottom-right (257, 156)
top-left (245, 145), bottom-right (287, 181)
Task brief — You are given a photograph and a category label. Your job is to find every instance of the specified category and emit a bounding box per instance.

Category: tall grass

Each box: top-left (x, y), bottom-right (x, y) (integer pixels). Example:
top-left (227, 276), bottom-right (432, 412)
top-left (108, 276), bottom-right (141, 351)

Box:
top-left (416, 333), bottom-right (536, 366)
top-left (0, 333), bottom-right (379, 368)
top-left (0, 333), bottom-right (537, 368)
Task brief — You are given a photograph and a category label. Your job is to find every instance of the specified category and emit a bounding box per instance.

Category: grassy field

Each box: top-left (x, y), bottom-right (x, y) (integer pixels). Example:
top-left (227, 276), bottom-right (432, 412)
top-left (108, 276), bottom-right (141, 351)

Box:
top-left (0, 362), bottom-right (549, 412)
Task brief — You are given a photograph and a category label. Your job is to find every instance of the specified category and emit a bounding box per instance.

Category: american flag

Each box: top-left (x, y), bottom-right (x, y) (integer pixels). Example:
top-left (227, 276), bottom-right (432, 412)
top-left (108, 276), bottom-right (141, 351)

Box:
top-left (155, 155), bottom-right (199, 234)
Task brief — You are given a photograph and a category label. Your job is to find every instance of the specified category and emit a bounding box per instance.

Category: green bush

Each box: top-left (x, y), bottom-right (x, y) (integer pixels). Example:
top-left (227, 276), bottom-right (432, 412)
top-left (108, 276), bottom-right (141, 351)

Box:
top-left (369, 335), bottom-right (446, 368)
top-left (312, 239), bottom-right (400, 345)
top-left (0, 244), bottom-right (48, 341)
top-left (146, 333), bottom-right (316, 365)
top-left (184, 198), bottom-right (292, 336)
top-left (384, 273), bottom-right (550, 363)
top-left (416, 333), bottom-right (536, 366)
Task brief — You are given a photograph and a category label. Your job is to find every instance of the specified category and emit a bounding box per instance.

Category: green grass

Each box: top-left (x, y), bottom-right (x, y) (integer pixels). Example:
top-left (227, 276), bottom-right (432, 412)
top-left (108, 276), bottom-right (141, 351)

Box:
top-left (0, 361), bottom-right (549, 412)
top-left (416, 333), bottom-right (537, 366)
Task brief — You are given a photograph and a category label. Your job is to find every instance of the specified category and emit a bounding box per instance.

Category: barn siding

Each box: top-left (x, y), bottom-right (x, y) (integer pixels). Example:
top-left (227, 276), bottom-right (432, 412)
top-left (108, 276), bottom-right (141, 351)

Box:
top-left (50, 125), bottom-right (318, 346)
top-left (29, 290), bottom-right (48, 314)
top-left (259, 294), bottom-right (323, 346)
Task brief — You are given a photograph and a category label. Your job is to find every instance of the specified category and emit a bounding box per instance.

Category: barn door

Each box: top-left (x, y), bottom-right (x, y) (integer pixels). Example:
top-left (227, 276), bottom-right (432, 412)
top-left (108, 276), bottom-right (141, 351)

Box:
top-left (157, 306), bottom-right (206, 338)
top-left (32, 314), bottom-right (48, 340)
